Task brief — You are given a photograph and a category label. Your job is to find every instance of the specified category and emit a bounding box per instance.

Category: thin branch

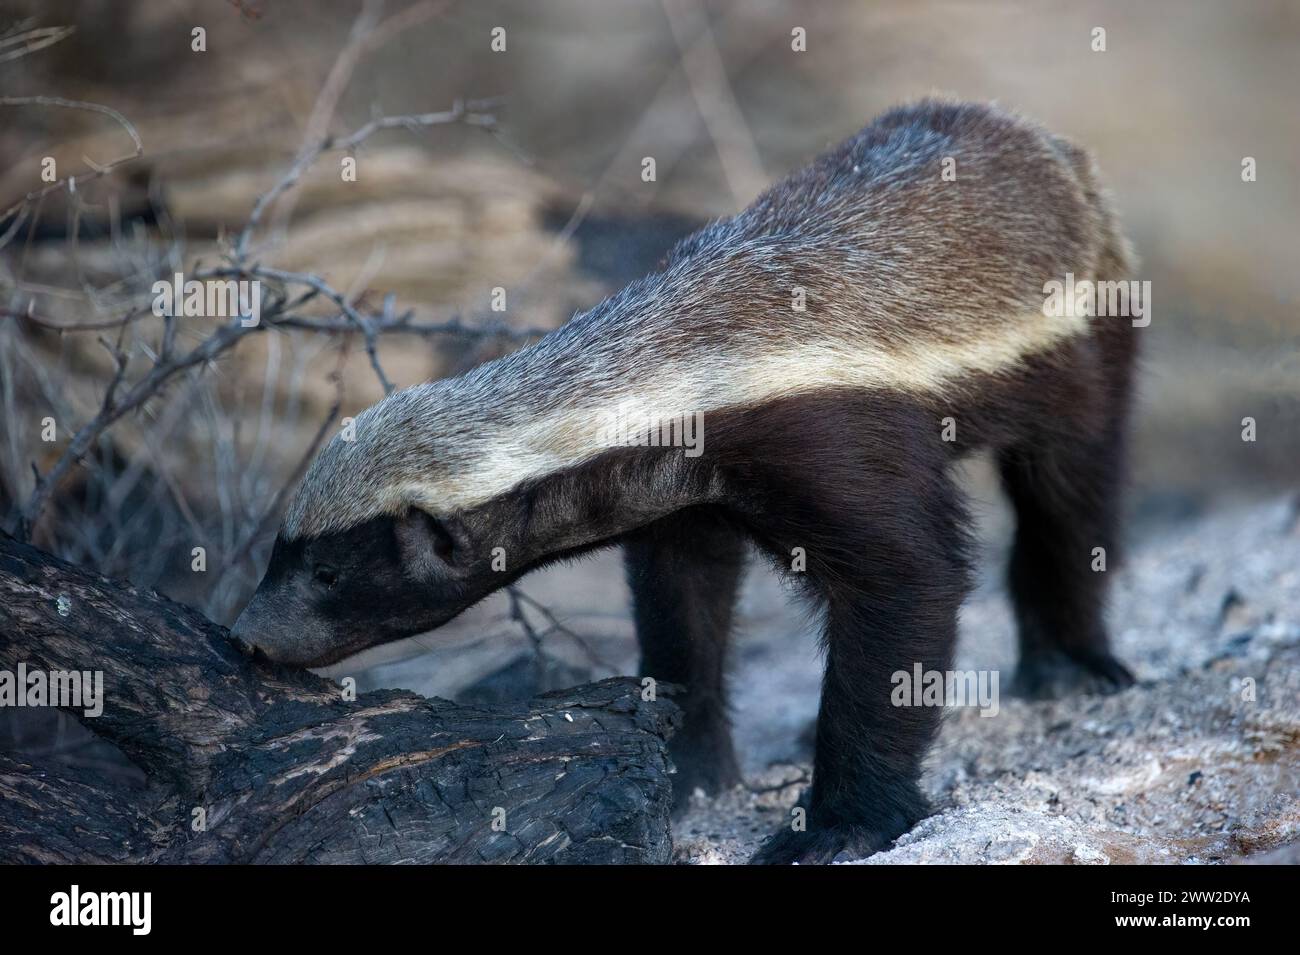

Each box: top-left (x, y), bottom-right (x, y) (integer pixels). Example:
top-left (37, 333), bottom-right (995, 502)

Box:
top-left (196, 264), bottom-right (551, 377)
top-left (268, 310), bottom-right (552, 341)
top-left (3, 293), bottom-right (551, 342)
top-left (233, 99), bottom-right (497, 262)
top-left (746, 771), bottom-right (811, 796)
top-left (261, 0), bottom-right (452, 239)
top-left (510, 587), bottom-right (620, 674)
top-left (587, 1), bottom-right (768, 204)
top-left (0, 23), bottom-right (75, 65)
top-left (660, 0), bottom-right (767, 205)
top-left (17, 317), bottom-right (256, 541)
top-left (0, 96), bottom-right (144, 250)
top-left (508, 586), bottom-right (549, 669)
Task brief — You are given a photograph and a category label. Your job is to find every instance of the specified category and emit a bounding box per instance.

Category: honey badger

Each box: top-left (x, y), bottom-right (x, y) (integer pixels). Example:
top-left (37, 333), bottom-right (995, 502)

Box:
top-left (233, 99), bottom-right (1139, 865)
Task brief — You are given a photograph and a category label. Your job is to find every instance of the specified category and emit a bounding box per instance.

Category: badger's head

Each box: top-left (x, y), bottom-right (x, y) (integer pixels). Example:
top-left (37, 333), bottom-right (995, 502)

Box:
top-left (230, 281), bottom-right (723, 667)
top-left (230, 378), bottom-right (566, 667)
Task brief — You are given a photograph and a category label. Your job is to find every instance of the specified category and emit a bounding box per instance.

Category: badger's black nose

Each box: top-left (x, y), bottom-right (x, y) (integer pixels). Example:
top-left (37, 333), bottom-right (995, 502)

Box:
top-left (229, 616), bottom-right (272, 660)
top-left (230, 631), bottom-right (257, 658)
top-left (230, 633), bottom-right (276, 664)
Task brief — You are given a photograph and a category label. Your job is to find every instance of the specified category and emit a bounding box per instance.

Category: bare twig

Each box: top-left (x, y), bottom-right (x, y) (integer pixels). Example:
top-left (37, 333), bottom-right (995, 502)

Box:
top-left (746, 771), bottom-right (811, 796)
top-left (231, 101), bottom-right (498, 262)
top-left (17, 317), bottom-right (255, 541)
top-left (509, 586), bottom-right (619, 674)
top-left (194, 263), bottom-right (550, 395)
top-left (660, 0), bottom-right (767, 205)
top-left (3, 288), bottom-right (551, 342)
top-left (267, 311), bottom-right (552, 341)
top-left (262, 0), bottom-right (452, 239)
top-left (0, 23), bottom-right (75, 65)
top-left (0, 96), bottom-right (144, 250)
top-left (587, 2), bottom-right (769, 206)
top-left (508, 586), bottom-right (549, 670)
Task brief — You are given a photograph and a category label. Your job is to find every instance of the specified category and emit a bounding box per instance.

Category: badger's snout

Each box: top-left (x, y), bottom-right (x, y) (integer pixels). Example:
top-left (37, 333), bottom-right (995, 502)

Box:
top-left (230, 606), bottom-right (277, 661)
top-left (230, 597), bottom-right (323, 666)
top-left (228, 626), bottom-right (257, 658)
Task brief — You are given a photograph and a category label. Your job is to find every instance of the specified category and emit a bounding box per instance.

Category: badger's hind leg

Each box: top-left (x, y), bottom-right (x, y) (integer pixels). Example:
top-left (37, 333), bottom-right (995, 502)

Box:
top-left (998, 402), bottom-right (1136, 699)
top-left (997, 171), bottom-right (1140, 699)
top-left (624, 506), bottom-right (748, 812)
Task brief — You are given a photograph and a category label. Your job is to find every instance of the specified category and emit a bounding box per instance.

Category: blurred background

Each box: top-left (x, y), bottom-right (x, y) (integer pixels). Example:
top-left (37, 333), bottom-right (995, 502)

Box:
top-left (1, 0), bottom-right (1297, 770)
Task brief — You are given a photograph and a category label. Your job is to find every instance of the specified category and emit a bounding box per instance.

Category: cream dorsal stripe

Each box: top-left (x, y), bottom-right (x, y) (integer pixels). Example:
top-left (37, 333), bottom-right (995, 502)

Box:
top-left (283, 303), bottom-right (1089, 538)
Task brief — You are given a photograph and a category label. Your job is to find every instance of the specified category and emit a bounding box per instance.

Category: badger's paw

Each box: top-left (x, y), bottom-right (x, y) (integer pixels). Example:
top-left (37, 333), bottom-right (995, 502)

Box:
top-left (668, 735), bottom-right (743, 818)
top-left (748, 822), bottom-right (900, 865)
top-left (669, 756), bottom-right (742, 818)
top-left (1010, 648), bottom-right (1135, 701)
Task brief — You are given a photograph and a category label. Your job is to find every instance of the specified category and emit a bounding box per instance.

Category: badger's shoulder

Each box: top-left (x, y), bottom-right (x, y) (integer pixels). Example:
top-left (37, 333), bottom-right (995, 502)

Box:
top-left (672, 100), bottom-right (1101, 252)
top-left (654, 100), bottom-right (1118, 329)
top-left (634, 100), bottom-right (1125, 389)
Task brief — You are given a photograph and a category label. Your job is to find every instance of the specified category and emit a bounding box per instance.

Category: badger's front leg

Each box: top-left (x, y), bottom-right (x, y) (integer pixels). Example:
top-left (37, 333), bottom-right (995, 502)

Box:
top-left (624, 506), bottom-right (748, 813)
top-left (748, 447), bottom-right (969, 864)
top-left (750, 589), bottom-right (960, 864)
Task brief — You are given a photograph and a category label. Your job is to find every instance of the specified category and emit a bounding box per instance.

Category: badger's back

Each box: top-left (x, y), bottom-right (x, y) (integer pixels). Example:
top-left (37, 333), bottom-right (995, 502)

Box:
top-left (285, 100), bottom-right (1136, 535)
top-left (655, 98), bottom-right (1126, 351)
top-left (519, 98), bottom-right (1134, 426)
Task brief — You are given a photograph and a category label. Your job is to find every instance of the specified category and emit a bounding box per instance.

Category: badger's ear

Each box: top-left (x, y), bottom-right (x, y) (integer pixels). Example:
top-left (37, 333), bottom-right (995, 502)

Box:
top-left (394, 508), bottom-right (467, 579)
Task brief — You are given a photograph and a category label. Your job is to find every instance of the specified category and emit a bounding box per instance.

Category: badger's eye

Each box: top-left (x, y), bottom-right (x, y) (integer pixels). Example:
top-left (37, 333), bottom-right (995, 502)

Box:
top-left (312, 564), bottom-right (339, 588)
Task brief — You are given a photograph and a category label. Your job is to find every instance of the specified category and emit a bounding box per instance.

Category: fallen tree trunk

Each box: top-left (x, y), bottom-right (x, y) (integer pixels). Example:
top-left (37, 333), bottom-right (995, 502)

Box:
top-left (0, 532), bottom-right (679, 863)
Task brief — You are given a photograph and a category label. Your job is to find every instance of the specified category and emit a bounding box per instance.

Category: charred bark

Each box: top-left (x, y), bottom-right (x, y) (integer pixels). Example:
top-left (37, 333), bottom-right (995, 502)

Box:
top-left (0, 532), bottom-right (679, 863)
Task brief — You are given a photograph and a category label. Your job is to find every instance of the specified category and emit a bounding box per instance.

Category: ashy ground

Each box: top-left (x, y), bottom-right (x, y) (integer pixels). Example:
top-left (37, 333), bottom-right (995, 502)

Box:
top-left (674, 495), bottom-right (1300, 864)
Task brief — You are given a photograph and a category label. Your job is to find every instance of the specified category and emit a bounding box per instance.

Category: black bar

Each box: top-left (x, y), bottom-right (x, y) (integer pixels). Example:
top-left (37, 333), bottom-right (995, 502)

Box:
top-left (0, 863), bottom-right (1283, 941)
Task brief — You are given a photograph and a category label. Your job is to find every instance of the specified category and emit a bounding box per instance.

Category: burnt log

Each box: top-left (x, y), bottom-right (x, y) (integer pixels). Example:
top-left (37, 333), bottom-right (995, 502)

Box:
top-left (0, 532), bottom-right (679, 863)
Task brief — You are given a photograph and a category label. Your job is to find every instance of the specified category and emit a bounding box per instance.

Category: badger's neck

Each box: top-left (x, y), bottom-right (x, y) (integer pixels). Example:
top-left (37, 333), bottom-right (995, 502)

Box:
top-left (405, 285), bottom-right (703, 515)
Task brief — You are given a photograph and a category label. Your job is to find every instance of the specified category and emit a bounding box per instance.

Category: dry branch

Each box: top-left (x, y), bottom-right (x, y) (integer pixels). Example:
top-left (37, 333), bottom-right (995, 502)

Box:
top-left (0, 23), bottom-right (76, 66)
top-left (0, 95), bottom-right (145, 244)
top-left (12, 260), bottom-right (552, 542)
top-left (233, 99), bottom-right (498, 263)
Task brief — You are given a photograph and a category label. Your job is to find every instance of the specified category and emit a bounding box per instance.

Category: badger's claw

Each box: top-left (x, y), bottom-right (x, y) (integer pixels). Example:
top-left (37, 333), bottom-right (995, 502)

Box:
top-left (749, 822), bottom-right (899, 865)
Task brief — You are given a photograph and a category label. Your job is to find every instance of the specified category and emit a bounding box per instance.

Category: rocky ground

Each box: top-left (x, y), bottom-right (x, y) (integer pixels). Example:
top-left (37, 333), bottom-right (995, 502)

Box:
top-left (353, 493), bottom-right (1300, 865)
